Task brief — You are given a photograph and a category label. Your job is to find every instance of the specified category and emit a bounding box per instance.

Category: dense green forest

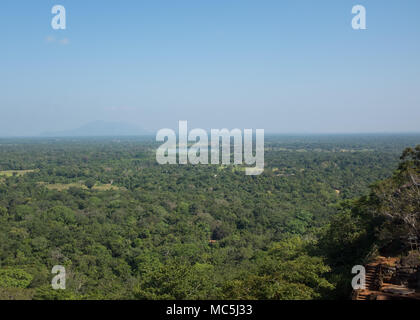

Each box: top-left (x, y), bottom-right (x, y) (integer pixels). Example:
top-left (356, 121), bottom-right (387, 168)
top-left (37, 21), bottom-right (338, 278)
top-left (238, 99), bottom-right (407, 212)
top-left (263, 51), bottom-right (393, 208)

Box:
top-left (0, 134), bottom-right (419, 300)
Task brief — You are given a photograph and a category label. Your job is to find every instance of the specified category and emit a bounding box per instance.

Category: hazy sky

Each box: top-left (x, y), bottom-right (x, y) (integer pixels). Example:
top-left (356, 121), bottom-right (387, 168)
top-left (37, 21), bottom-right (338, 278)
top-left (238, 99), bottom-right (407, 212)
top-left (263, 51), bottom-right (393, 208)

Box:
top-left (0, 0), bottom-right (419, 136)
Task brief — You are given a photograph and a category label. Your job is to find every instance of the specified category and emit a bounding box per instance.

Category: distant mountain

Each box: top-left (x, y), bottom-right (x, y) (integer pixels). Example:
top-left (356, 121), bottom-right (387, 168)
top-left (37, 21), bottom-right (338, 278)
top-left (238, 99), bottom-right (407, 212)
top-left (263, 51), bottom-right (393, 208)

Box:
top-left (40, 121), bottom-right (151, 137)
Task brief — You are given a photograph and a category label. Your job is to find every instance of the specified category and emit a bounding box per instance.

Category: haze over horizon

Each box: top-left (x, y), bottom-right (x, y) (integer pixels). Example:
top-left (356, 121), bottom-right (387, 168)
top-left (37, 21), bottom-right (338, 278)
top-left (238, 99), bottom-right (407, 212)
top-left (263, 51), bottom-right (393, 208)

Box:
top-left (1, 120), bottom-right (419, 138)
top-left (1, 0), bottom-right (419, 136)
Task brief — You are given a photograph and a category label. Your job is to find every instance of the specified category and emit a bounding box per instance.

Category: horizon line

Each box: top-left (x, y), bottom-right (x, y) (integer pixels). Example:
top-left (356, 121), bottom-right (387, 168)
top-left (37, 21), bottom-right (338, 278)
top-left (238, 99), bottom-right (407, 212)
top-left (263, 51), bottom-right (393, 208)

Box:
top-left (1, 132), bottom-right (420, 139)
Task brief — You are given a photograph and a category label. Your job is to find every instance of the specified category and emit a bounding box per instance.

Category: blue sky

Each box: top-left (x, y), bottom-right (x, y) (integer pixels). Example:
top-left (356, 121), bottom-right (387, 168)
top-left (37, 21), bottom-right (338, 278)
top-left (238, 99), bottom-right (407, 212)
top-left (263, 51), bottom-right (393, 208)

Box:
top-left (0, 0), bottom-right (419, 136)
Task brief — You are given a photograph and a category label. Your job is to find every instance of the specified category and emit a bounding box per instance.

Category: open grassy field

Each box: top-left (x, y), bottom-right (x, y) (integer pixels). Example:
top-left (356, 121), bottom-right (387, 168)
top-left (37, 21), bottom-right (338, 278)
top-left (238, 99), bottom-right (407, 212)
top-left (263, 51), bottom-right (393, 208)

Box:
top-left (0, 170), bottom-right (37, 177)
top-left (38, 181), bottom-right (124, 191)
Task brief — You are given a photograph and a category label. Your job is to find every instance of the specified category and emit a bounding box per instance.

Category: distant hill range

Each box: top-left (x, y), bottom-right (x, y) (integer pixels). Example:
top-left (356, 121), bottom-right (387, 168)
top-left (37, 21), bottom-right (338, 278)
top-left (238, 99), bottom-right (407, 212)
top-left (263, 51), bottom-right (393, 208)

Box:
top-left (40, 121), bottom-right (151, 137)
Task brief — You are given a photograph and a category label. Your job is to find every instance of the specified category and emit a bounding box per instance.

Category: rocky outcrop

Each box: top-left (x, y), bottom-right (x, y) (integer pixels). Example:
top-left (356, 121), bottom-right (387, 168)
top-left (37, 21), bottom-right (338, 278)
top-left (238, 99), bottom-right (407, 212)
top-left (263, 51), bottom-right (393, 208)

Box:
top-left (354, 255), bottom-right (420, 300)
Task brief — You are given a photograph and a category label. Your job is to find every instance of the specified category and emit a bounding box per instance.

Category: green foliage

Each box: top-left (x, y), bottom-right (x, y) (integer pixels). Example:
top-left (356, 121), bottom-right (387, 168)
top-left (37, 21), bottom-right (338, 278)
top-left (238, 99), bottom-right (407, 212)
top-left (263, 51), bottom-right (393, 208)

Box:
top-left (0, 268), bottom-right (33, 288)
top-left (133, 259), bottom-right (218, 299)
top-left (318, 145), bottom-right (420, 299)
top-left (84, 179), bottom-right (96, 189)
top-left (222, 237), bottom-right (333, 300)
top-left (0, 136), bottom-right (418, 300)
top-left (33, 285), bottom-right (80, 300)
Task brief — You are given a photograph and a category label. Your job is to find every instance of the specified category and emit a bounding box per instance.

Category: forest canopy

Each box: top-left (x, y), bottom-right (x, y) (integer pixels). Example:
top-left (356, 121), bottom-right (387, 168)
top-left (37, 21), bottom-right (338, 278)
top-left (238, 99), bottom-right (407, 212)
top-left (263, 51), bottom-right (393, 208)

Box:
top-left (0, 134), bottom-right (419, 300)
